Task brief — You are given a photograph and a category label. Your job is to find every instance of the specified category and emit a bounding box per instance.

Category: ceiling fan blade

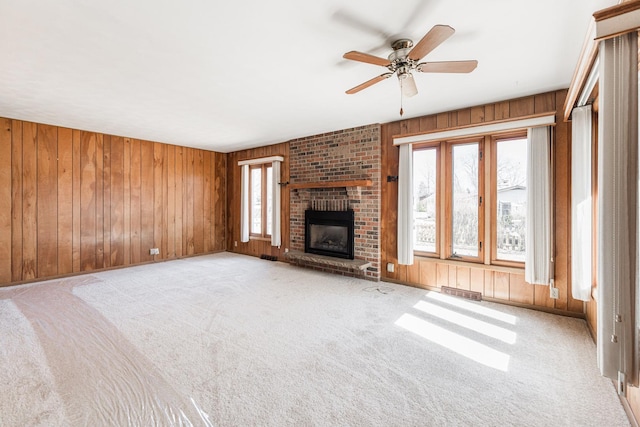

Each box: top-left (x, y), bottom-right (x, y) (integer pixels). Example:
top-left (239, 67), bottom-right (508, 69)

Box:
top-left (417, 60), bottom-right (478, 73)
top-left (400, 74), bottom-right (418, 97)
top-left (343, 51), bottom-right (391, 67)
top-left (408, 24), bottom-right (455, 61)
top-left (346, 73), bottom-right (393, 94)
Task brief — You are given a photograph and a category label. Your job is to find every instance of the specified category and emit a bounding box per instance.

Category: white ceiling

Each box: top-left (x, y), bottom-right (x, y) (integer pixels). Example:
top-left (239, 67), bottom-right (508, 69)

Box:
top-left (0, 0), bottom-right (616, 153)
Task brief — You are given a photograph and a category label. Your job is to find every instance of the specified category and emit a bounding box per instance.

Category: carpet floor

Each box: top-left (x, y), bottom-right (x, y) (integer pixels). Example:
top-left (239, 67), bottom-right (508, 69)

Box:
top-left (0, 252), bottom-right (630, 426)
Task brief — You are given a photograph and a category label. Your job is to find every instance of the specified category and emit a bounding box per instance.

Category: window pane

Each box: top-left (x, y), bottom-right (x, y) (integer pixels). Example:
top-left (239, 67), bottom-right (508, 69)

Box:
top-left (250, 168), bottom-right (262, 234)
top-left (266, 167), bottom-right (273, 236)
top-left (452, 143), bottom-right (479, 257)
top-left (496, 138), bottom-right (527, 262)
top-left (413, 148), bottom-right (437, 253)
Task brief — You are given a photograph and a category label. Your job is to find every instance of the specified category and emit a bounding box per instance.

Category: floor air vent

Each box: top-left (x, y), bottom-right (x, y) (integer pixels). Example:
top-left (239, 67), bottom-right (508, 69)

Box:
top-left (440, 286), bottom-right (482, 301)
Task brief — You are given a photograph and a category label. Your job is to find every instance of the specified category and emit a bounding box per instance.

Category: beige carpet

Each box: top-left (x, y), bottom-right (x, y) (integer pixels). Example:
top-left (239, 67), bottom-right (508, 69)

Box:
top-left (0, 252), bottom-right (630, 426)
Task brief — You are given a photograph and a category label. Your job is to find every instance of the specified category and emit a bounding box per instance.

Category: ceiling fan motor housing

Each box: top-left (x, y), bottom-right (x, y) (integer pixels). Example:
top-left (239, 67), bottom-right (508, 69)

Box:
top-left (388, 39), bottom-right (417, 76)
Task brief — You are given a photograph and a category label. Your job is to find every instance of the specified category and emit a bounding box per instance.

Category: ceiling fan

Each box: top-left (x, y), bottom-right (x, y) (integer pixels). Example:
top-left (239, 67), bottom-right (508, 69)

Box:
top-left (343, 25), bottom-right (477, 114)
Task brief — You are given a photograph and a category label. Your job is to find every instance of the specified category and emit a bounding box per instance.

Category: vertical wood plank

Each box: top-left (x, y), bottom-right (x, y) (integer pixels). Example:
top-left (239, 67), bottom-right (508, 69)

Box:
top-left (102, 135), bottom-right (111, 268)
top-left (484, 104), bottom-right (495, 122)
top-left (72, 130), bottom-right (81, 272)
top-left (57, 127), bottom-right (73, 275)
top-left (436, 263), bottom-right (448, 287)
top-left (470, 267), bottom-right (484, 294)
top-left (0, 119), bottom-right (12, 283)
top-left (484, 270), bottom-right (494, 297)
top-left (123, 138), bottom-right (131, 265)
top-left (140, 140), bottom-right (154, 262)
top-left (203, 151), bottom-right (212, 252)
top-left (167, 145), bottom-right (176, 258)
top-left (162, 143), bottom-right (169, 259)
top-left (509, 97), bottom-right (535, 117)
top-left (457, 108), bottom-right (471, 126)
top-left (36, 124), bottom-right (58, 278)
top-left (470, 106), bottom-right (485, 124)
top-left (494, 272), bottom-right (509, 300)
top-left (175, 146), bottom-right (184, 257)
top-left (186, 148), bottom-right (195, 255)
top-left (448, 265), bottom-right (457, 287)
top-left (495, 101), bottom-right (510, 119)
top-left (420, 261), bottom-right (437, 288)
top-left (456, 266), bottom-right (471, 290)
top-left (509, 273), bottom-right (533, 304)
top-left (110, 136), bottom-right (125, 266)
top-left (95, 134), bottom-right (104, 269)
top-left (22, 122), bottom-right (38, 279)
top-left (215, 152), bottom-right (226, 251)
top-left (419, 115), bottom-right (437, 133)
top-left (534, 92), bottom-right (556, 113)
top-left (80, 132), bottom-right (97, 271)
top-left (11, 120), bottom-right (23, 281)
top-left (407, 262), bottom-right (420, 284)
top-left (193, 149), bottom-right (204, 254)
top-left (130, 139), bottom-right (142, 264)
top-left (436, 113), bottom-right (449, 129)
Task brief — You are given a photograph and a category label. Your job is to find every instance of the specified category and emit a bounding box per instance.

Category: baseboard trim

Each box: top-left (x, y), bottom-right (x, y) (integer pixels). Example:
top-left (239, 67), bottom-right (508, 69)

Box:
top-left (620, 391), bottom-right (639, 427)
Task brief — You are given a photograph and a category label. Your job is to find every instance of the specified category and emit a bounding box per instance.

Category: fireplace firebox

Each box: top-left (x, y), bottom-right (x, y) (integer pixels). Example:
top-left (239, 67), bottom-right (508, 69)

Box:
top-left (305, 209), bottom-right (355, 260)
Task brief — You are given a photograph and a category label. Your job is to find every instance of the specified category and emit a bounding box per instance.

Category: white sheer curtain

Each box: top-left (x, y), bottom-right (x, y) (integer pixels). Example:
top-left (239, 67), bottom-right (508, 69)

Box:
top-left (398, 143), bottom-right (414, 265)
top-left (571, 105), bottom-right (593, 301)
top-left (525, 126), bottom-right (551, 285)
top-left (597, 32), bottom-right (638, 388)
top-left (271, 160), bottom-right (281, 247)
top-left (240, 164), bottom-right (250, 243)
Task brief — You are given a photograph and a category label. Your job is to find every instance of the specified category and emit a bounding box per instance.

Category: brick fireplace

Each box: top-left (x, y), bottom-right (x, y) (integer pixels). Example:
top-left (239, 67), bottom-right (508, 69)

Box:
top-left (288, 124), bottom-right (381, 280)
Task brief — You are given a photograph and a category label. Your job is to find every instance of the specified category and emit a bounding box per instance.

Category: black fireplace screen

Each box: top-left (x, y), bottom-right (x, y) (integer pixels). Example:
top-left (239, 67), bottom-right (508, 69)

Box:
top-left (305, 210), bottom-right (354, 259)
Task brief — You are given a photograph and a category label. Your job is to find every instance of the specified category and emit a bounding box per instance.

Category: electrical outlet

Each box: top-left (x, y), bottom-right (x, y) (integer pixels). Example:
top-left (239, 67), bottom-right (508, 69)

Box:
top-left (150, 248), bottom-right (159, 255)
top-left (234, 241), bottom-right (238, 247)
top-left (550, 286), bottom-right (559, 299)
top-left (387, 263), bottom-right (395, 273)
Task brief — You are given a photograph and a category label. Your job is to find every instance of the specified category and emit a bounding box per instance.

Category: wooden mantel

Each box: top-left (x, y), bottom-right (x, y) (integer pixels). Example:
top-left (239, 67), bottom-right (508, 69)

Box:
top-left (288, 179), bottom-right (372, 190)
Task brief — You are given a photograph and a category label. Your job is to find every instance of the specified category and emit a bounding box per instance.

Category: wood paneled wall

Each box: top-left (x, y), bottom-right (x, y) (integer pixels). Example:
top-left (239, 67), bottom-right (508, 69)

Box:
top-left (380, 90), bottom-right (584, 314)
top-left (0, 117), bottom-right (226, 286)
top-left (227, 143), bottom-right (290, 259)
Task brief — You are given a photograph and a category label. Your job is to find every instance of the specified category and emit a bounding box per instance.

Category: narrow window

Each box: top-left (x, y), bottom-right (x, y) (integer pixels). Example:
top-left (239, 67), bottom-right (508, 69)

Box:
top-left (450, 142), bottom-right (481, 259)
top-left (413, 147), bottom-right (439, 255)
top-left (494, 137), bottom-right (527, 263)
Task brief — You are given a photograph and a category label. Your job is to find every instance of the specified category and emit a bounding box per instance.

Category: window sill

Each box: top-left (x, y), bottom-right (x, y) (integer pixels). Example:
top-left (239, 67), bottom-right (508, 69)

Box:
top-left (249, 236), bottom-right (272, 242)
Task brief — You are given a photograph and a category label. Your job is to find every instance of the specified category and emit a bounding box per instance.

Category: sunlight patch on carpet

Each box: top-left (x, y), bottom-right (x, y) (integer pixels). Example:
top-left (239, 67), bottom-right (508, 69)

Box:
top-left (395, 313), bottom-right (510, 371)
top-left (413, 300), bottom-right (517, 344)
top-left (426, 292), bottom-right (518, 325)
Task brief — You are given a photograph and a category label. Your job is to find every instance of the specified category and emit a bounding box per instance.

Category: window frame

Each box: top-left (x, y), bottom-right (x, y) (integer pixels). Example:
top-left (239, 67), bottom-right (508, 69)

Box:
top-left (490, 132), bottom-right (528, 268)
top-left (249, 163), bottom-right (272, 240)
top-left (412, 142), bottom-right (441, 258)
top-left (445, 138), bottom-right (485, 263)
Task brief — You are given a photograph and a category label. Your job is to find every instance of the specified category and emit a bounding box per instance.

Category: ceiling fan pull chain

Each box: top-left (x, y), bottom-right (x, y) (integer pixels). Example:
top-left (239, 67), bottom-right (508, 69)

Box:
top-left (400, 80), bottom-right (404, 116)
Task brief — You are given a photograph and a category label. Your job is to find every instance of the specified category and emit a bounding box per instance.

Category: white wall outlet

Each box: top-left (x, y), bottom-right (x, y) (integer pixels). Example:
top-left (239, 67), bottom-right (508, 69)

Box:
top-left (284, 248), bottom-right (289, 253)
top-left (150, 248), bottom-right (159, 255)
top-left (234, 241), bottom-right (238, 247)
top-left (387, 263), bottom-right (395, 273)
top-left (550, 286), bottom-right (559, 299)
